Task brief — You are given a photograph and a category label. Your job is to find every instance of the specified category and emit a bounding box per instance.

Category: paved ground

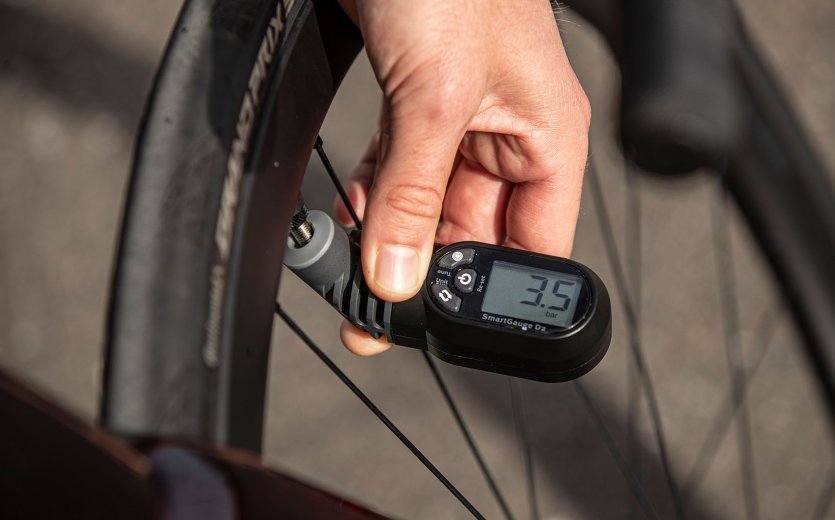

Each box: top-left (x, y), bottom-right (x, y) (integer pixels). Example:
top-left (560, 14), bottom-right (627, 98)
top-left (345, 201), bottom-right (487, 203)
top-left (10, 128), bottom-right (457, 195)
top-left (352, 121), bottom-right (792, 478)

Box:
top-left (0, 1), bottom-right (833, 518)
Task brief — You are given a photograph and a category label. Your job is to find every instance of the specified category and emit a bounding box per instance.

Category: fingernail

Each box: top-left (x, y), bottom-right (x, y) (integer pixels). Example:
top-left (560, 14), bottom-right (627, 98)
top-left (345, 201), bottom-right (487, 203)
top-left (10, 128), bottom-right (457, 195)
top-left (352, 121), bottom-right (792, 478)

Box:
top-left (374, 245), bottom-right (419, 294)
top-left (368, 336), bottom-right (392, 352)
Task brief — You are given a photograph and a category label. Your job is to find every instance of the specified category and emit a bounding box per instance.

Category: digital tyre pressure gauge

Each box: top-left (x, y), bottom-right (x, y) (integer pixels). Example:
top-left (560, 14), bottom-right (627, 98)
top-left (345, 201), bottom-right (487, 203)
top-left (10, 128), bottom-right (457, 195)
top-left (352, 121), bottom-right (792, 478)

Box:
top-left (285, 210), bottom-right (611, 382)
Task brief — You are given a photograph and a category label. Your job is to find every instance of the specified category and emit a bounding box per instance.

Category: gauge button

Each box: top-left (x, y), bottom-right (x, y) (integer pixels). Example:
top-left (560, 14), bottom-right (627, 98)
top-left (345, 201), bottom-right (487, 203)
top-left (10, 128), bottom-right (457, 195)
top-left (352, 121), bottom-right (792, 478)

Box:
top-left (431, 283), bottom-right (462, 312)
top-left (438, 248), bottom-right (475, 269)
top-left (454, 269), bottom-right (477, 293)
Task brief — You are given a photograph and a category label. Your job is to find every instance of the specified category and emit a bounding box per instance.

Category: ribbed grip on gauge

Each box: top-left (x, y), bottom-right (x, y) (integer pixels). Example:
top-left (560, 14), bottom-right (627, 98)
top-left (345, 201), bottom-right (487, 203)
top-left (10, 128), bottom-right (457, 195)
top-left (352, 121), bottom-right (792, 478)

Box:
top-left (283, 210), bottom-right (392, 341)
top-left (339, 241), bottom-right (392, 340)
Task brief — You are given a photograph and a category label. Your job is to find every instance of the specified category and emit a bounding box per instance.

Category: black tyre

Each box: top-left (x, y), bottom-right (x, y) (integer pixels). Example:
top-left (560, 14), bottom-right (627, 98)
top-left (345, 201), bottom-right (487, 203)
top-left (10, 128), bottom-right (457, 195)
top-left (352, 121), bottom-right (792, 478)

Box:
top-left (103, 0), bottom-right (361, 451)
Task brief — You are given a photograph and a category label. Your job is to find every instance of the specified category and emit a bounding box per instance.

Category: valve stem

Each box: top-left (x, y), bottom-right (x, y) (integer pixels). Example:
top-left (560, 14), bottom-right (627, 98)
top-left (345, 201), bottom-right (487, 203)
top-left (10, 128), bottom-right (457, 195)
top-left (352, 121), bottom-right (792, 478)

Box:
top-left (289, 204), bottom-right (314, 248)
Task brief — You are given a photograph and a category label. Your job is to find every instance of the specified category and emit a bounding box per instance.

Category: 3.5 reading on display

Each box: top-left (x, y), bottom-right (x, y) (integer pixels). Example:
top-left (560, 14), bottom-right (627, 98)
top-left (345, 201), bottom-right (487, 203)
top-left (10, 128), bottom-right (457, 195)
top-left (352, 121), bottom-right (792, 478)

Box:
top-left (481, 261), bottom-right (583, 328)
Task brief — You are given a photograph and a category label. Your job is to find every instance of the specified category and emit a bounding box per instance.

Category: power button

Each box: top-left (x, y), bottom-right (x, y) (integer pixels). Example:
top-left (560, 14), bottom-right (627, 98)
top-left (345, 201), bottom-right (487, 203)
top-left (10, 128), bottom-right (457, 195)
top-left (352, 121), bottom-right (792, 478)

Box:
top-left (454, 269), bottom-right (477, 293)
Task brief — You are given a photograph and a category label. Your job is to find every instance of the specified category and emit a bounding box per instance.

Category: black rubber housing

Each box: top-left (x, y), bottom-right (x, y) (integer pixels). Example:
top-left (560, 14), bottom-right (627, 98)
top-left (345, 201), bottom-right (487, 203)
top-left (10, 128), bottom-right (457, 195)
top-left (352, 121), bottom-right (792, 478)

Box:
top-left (396, 243), bottom-right (612, 383)
top-left (288, 230), bottom-right (613, 382)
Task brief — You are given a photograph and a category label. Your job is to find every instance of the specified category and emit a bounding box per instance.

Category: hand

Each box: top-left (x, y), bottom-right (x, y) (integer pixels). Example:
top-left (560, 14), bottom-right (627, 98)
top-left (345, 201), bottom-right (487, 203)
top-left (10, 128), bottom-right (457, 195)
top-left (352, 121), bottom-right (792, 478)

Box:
top-left (335, 0), bottom-right (591, 355)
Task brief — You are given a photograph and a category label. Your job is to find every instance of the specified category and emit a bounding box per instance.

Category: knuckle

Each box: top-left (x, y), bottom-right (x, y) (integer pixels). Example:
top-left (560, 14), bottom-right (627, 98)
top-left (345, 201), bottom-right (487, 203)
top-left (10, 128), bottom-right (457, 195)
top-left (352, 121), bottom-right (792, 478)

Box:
top-left (381, 182), bottom-right (444, 224)
top-left (401, 84), bottom-right (466, 128)
top-left (516, 129), bottom-right (560, 181)
top-left (389, 59), bottom-right (474, 127)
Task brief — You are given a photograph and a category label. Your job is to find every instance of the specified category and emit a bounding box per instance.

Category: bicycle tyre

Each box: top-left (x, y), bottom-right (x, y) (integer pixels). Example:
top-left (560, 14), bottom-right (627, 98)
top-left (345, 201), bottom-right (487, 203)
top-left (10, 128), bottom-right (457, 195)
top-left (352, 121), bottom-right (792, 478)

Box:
top-left (102, 0), bottom-right (361, 452)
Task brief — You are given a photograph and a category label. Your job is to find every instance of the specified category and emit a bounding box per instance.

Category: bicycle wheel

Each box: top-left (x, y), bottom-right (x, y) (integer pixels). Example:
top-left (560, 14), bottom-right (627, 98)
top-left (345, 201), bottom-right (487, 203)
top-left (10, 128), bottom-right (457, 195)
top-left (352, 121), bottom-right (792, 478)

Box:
top-left (103, 0), bottom-right (835, 518)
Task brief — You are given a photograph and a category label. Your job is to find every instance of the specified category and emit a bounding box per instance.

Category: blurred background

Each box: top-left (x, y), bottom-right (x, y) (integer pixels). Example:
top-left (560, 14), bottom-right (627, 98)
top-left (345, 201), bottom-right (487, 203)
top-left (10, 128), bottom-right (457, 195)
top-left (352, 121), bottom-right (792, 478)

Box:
top-left (0, 0), bottom-right (833, 518)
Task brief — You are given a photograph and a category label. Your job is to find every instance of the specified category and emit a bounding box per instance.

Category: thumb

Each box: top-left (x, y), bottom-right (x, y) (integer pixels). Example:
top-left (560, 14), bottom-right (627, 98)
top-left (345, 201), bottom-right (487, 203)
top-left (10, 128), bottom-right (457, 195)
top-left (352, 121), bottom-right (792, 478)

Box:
top-left (361, 107), bottom-right (466, 301)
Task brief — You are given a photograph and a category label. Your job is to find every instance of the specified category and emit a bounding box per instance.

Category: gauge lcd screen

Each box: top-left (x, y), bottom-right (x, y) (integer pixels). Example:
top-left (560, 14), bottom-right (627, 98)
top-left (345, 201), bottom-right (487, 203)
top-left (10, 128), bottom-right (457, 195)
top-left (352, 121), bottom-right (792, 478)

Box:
top-left (481, 261), bottom-right (584, 328)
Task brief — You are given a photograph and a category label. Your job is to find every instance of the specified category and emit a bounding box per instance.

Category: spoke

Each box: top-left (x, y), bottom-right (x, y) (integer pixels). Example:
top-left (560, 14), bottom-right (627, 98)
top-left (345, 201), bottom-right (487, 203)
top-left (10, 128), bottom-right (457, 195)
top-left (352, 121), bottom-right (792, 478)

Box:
top-left (314, 135), bottom-right (362, 230)
top-left (710, 186), bottom-right (760, 520)
top-left (682, 306), bottom-right (778, 502)
top-left (311, 137), bottom-right (499, 516)
top-left (573, 381), bottom-right (660, 520)
top-left (625, 161), bottom-right (644, 520)
top-left (423, 353), bottom-right (515, 520)
top-left (626, 363), bottom-right (644, 520)
top-left (587, 157), bottom-right (686, 519)
top-left (509, 379), bottom-right (538, 520)
top-left (276, 305), bottom-right (485, 519)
